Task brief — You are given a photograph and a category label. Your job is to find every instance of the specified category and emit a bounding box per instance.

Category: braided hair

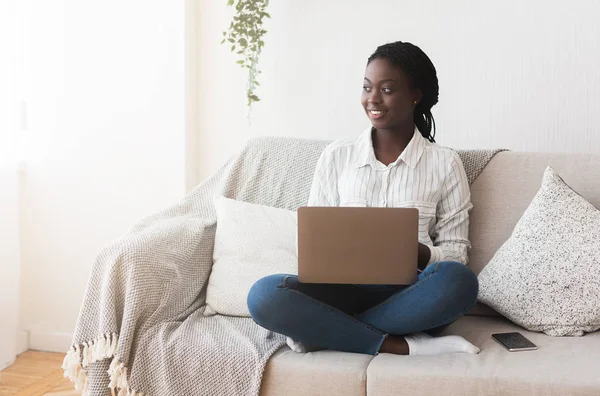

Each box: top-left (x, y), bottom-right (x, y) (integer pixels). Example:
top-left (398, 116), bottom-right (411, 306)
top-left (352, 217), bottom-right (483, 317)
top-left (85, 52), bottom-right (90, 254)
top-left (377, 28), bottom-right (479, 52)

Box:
top-left (367, 41), bottom-right (439, 143)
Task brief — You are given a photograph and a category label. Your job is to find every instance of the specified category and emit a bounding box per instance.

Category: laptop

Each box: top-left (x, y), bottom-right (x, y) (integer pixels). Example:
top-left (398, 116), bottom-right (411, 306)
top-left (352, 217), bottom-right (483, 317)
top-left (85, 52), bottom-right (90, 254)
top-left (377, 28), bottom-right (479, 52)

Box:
top-left (297, 207), bottom-right (419, 285)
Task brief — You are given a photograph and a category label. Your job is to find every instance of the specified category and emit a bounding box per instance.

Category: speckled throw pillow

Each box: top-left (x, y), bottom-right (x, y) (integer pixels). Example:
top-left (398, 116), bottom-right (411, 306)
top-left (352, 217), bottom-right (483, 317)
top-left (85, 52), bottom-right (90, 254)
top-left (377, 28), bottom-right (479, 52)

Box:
top-left (478, 166), bottom-right (600, 336)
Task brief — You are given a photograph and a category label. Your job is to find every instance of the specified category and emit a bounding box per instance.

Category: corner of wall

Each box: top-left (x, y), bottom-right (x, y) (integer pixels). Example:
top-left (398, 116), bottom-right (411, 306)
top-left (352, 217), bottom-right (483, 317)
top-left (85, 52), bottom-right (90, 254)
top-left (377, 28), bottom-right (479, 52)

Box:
top-left (17, 330), bottom-right (29, 354)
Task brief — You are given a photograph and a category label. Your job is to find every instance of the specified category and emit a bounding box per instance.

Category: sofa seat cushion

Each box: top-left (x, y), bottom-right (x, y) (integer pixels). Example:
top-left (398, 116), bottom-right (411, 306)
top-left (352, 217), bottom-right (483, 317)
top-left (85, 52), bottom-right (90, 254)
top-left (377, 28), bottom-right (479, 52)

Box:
top-left (367, 316), bottom-right (600, 396)
top-left (260, 348), bottom-right (372, 396)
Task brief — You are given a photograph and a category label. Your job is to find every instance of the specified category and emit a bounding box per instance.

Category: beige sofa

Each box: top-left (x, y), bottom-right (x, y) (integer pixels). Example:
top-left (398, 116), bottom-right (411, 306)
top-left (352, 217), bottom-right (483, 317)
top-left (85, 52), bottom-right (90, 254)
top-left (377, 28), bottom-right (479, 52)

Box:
top-left (259, 151), bottom-right (600, 396)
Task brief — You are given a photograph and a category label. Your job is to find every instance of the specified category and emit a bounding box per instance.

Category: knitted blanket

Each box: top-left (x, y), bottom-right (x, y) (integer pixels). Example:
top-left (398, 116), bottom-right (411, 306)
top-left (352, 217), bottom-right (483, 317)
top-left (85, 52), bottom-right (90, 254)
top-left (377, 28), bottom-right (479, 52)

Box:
top-left (62, 136), bottom-right (504, 395)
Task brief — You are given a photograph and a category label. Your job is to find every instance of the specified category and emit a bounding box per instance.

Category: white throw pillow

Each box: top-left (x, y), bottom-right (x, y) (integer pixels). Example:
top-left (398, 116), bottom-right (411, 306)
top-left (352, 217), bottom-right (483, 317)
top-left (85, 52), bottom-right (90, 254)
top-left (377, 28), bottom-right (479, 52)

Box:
top-left (478, 166), bottom-right (600, 336)
top-left (205, 196), bottom-right (297, 317)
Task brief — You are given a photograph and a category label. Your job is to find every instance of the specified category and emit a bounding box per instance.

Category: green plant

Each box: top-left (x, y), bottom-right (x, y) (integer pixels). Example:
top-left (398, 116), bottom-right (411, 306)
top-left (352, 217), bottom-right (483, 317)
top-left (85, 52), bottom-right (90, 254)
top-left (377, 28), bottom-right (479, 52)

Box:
top-left (222, 0), bottom-right (270, 108)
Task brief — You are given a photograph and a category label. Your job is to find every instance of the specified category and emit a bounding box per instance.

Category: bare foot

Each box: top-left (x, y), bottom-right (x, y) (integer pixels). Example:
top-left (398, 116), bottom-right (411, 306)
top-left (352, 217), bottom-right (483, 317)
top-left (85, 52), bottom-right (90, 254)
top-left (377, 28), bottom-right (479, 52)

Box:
top-left (379, 335), bottom-right (409, 355)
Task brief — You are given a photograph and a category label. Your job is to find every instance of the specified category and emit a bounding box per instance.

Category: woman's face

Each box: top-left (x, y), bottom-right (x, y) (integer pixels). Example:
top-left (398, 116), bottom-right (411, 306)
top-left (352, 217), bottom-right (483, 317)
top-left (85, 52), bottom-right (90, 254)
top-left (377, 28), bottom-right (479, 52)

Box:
top-left (361, 58), bottom-right (420, 131)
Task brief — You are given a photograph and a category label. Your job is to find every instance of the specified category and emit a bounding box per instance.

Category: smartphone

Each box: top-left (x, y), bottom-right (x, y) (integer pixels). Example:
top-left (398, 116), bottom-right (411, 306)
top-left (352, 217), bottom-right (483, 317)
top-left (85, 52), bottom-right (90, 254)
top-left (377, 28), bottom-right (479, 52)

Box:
top-left (492, 332), bottom-right (538, 352)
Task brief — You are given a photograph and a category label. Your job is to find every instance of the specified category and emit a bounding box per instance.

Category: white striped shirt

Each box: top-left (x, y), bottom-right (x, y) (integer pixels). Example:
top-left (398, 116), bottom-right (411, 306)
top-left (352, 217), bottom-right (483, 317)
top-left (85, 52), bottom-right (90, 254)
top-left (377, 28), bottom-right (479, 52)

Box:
top-left (308, 126), bottom-right (472, 266)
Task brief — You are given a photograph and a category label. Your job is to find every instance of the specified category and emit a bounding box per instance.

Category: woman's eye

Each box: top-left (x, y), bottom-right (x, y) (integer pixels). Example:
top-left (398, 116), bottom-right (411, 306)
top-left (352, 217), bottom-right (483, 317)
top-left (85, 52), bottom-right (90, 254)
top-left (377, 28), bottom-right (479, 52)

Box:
top-left (363, 86), bottom-right (372, 93)
top-left (382, 87), bottom-right (393, 94)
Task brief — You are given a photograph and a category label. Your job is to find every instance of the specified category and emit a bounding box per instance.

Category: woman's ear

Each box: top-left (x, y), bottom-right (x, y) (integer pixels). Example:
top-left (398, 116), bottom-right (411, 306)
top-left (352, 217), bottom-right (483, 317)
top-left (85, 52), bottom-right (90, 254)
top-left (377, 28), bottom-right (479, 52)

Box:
top-left (413, 89), bottom-right (423, 105)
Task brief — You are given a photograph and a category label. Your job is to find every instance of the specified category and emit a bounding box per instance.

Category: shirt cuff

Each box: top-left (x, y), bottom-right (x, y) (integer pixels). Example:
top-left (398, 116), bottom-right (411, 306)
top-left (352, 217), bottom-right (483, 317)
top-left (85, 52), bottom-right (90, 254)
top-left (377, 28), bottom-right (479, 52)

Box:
top-left (427, 245), bottom-right (444, 266)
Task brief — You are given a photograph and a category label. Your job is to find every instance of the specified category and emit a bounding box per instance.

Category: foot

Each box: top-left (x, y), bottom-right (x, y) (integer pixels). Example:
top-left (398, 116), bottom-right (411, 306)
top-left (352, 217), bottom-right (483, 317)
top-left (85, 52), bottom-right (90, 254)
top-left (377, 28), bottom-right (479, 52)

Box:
top-left (404, 332), bottom-right (480, 356)
top-left (286, 337), bottom-right (322, 353)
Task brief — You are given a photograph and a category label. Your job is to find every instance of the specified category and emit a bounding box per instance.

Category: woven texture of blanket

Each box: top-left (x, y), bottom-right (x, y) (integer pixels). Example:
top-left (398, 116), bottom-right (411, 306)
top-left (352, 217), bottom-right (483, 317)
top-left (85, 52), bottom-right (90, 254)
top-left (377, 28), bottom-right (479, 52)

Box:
top-left (62, 136), bottom-right (504, 396)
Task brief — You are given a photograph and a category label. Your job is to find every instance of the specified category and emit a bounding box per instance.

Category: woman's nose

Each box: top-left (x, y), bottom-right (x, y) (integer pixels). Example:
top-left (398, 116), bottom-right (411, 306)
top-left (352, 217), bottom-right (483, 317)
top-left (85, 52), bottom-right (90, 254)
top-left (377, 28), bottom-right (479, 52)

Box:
top-left (368, 91), bottom-right (382, 104)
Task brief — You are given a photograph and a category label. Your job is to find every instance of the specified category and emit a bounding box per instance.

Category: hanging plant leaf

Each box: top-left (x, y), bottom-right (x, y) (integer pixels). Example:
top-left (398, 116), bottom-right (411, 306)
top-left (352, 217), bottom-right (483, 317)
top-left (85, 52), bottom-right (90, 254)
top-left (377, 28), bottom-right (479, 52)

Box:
top-left (222, 0), bottom-right (270, 109)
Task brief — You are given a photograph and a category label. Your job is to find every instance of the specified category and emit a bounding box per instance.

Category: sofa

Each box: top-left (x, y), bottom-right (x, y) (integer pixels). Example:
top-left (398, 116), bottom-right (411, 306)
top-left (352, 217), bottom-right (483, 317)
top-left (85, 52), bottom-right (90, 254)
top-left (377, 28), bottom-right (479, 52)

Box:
top-left (259, 150), bottom-right (600, 396)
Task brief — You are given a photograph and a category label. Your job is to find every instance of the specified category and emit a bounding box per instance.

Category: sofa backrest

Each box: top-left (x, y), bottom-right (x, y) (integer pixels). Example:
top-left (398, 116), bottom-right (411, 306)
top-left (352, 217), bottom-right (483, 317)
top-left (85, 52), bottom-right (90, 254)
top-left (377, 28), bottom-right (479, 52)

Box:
top-left (219, 137), bottom-right (330, 211)
top-left (469, 151), bottom-right (600, 276)
top-left (233, 138), bottom-right (600, 277)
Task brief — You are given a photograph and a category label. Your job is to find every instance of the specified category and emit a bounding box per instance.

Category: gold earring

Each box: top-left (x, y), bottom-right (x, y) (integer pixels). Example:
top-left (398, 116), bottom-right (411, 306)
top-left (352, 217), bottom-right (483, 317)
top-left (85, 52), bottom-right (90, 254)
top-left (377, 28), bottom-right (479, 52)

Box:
top-left (413, 100), bottom-right (417, 105)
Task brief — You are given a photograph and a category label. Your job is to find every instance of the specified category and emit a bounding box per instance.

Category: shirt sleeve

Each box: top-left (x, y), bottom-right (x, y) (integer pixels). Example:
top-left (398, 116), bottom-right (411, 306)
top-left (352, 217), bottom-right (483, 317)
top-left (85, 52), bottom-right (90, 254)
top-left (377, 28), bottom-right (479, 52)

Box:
top-left (307, 146), bottom-right (340, 207)
top-left (427, 152), bottom-right (473, 265)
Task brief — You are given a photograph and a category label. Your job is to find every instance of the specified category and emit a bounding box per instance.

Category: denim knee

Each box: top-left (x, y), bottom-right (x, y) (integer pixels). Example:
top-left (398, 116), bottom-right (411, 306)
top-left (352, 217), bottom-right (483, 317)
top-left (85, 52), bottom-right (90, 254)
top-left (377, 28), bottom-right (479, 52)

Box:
top-left (247, 274), bottom-right (287, 326)
top-left (435, 261), bottom-right (479, 308)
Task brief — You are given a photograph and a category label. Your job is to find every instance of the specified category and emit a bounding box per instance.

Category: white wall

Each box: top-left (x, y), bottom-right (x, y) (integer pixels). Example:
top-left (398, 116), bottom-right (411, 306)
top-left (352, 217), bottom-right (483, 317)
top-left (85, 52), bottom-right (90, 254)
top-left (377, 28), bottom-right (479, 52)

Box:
top-left (0, 0), bottom-right (21, 369)
top-left (0, 168), bottom-right (21, 367)
top-left (195, 0), bottom-right (600, 183)
top-left (18, 0), bottom-right (185, 352)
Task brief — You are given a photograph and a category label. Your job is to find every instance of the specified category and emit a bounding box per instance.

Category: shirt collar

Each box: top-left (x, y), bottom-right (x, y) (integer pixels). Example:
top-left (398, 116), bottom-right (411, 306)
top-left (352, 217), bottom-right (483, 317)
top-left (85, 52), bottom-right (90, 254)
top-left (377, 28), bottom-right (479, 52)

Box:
top-left (355, 125), bottom-right (426, 169)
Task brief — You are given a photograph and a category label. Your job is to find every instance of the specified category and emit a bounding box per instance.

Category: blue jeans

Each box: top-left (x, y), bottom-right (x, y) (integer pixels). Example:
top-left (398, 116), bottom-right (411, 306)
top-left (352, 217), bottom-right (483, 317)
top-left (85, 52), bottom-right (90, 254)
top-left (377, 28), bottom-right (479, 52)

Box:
top-left (247, 261), bottom-right (478, 355)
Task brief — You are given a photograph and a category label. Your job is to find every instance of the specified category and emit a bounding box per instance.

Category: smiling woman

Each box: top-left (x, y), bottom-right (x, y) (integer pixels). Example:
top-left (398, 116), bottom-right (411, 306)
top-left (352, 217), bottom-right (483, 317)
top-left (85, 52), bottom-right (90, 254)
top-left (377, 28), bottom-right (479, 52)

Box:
top-left (248, 40), bottom-right (479, 358)
top-left (362, 61), bottom-right (419, 133)
top-left (362, 42), bottom-right (439, 144)
top-left (360, 42), bottom-right (439, 167)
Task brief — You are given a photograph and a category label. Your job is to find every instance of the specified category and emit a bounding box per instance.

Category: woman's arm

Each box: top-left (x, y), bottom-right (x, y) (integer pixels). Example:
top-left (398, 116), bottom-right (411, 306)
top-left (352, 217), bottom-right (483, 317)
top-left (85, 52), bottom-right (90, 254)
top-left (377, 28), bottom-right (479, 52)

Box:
top-left (307, 147), bottom-right (339, 207)
top-left (427, 152), bottom-right (473, 266)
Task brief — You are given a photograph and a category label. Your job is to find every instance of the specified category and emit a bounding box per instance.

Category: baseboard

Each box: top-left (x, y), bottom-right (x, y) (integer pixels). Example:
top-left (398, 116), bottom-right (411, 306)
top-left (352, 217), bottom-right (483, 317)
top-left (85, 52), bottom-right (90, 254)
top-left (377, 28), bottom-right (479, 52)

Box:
top-left (28, 331), bottom-right (72, 353)
top-left (17, 330), bottom-right (29, 354)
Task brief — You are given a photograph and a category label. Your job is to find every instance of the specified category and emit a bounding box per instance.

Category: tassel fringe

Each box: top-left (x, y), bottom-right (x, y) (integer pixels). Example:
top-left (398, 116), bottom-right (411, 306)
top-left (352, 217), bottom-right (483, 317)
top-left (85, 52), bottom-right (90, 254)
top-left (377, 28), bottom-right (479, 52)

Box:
top-left (62, 332), bottom-right (144, 395)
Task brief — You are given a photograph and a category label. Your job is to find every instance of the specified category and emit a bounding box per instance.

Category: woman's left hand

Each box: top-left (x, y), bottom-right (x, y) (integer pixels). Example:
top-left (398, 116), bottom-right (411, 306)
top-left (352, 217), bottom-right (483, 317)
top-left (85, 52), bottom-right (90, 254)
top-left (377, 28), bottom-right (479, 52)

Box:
top-left (417, 243), bottom-right (431, 270)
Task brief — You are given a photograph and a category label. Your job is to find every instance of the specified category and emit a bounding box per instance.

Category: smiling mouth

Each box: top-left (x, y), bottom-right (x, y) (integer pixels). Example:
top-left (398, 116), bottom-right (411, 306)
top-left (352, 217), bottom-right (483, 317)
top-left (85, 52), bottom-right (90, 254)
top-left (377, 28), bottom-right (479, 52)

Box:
top-left (368, 109), bottom-right (387, 119)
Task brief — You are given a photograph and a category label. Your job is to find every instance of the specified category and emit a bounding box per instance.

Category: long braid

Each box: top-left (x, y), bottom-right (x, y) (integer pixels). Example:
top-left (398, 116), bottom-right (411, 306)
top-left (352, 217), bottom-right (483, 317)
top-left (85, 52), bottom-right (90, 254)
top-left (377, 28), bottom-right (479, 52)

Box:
top-left (367, 41), bottom-right (439, 143)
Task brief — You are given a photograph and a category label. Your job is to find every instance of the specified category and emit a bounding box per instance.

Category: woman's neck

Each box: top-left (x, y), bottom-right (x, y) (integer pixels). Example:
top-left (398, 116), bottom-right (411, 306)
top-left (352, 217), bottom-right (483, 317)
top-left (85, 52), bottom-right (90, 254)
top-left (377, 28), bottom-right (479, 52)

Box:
top-left (372, 122), bottom-right (414, 156)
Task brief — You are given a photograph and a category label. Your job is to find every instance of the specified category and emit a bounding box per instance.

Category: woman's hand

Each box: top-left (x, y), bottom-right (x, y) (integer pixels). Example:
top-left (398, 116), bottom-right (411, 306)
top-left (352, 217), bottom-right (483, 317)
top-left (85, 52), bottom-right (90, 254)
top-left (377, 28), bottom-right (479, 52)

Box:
top-left (417, 243), bottom-right (431, 271)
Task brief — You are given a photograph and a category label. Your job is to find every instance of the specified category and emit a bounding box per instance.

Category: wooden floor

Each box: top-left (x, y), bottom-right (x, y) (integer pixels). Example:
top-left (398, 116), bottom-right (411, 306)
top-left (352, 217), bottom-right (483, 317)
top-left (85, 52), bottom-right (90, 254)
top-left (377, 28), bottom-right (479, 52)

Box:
top-left (0, 351), bottom-right (80, 396)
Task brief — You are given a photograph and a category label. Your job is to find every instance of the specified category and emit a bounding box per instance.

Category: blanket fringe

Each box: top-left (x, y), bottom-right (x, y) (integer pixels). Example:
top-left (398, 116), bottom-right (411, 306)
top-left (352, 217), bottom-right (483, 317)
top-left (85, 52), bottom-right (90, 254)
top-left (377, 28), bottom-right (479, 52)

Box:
top-left (62, 332), bottom-right (144, 396)
top-left (108, 357), bottom-right (145, 396)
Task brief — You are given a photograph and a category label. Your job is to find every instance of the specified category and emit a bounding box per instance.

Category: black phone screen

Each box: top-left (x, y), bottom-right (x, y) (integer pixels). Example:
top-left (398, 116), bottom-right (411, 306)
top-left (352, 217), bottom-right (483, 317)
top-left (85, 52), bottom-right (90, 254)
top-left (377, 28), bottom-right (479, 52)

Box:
top-left (492, 332), bottom-right (537, 349)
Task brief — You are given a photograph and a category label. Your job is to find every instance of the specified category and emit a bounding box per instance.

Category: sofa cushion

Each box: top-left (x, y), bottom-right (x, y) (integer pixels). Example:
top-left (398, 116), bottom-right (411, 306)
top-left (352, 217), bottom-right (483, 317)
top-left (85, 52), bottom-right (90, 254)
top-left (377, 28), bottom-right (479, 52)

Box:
top-left (206, 196), bottom-right (297, 316)
top-left (366, 316), bottom-right (600, 396)
top-left (477, 167), bottom-right (600, 336)
top-left (469, 151), bottom-right (600, 276)
top-left (467, 152), bottom-right (600, 317)
top-left (260, 349), bottom-right (371, 396)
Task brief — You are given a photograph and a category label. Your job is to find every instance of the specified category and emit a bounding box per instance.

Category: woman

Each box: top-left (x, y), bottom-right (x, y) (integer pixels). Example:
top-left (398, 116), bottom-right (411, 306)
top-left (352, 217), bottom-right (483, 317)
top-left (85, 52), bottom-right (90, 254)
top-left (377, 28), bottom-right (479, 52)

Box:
top-left (247, 41), bottom-right (480, 356)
